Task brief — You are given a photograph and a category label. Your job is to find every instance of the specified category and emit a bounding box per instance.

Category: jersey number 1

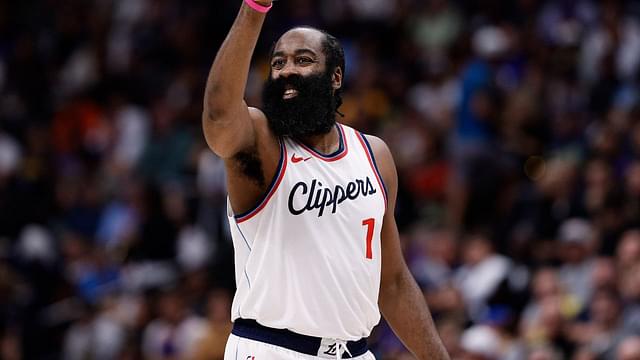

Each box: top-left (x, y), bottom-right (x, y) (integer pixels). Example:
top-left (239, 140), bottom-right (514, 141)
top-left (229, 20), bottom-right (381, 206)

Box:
top-left (362, 218), bottom-right (375, 259)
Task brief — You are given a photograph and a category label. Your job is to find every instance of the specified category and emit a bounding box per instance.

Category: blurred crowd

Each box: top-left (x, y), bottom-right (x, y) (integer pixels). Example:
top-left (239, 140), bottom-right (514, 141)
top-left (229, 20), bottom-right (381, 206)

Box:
top-left (3, 0), bottom-right (640, 359)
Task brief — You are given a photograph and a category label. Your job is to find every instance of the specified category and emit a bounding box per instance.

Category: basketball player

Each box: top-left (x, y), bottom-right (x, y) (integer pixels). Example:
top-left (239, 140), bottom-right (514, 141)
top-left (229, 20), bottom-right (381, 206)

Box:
top-left (202, 0), bottom-right (450, 359)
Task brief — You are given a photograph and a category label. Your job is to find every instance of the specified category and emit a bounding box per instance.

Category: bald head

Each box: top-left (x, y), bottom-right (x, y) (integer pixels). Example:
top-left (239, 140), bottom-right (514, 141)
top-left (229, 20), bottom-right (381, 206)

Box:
top-left (618, 336), bottom-right (640, 360)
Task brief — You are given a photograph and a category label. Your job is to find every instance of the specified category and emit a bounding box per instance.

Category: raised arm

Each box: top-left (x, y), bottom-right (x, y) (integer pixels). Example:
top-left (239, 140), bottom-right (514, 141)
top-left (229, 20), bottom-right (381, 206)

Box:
top-left (368, 135), bottom-right (450, 360)
top-left (202, 0), bottom-right (272, 159)
top-left (202, 1), bottom-right (281, 215)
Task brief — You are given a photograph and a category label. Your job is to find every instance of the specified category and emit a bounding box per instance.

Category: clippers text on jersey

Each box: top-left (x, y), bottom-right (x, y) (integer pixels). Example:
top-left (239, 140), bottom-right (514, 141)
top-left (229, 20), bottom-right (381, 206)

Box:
top-left (288, 177), bottom-right (377, 217)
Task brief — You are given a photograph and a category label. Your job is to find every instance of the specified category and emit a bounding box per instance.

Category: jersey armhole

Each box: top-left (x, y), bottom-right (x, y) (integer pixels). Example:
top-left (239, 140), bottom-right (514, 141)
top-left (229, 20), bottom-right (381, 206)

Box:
top-left (234, 139), bottom-right (288, 223)
top-left (356, 132), bottom-right (388, 210)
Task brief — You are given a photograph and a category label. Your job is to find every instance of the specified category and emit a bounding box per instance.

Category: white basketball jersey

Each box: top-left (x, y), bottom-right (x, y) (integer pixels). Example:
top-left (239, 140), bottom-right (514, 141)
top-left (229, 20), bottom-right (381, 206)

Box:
top-left (227, 123), bottom-right (387, 341)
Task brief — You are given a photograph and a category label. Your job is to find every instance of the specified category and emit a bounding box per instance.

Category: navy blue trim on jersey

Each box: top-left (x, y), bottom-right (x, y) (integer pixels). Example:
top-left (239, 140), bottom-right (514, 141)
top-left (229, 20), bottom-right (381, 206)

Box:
top-left (232, 319), bottom-right (368, 358)
top-left (235, 139), bottom-right (287, 222)
top-left (294, 123), bottom-right (348, 161)
top-left (303, 123), bottom-right (344, 157)
top-left (359, 133), bottom-right (388, 203)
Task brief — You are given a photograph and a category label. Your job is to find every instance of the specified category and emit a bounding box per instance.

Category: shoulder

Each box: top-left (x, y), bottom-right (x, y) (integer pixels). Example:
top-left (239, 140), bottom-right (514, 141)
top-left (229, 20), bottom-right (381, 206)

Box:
top-left (361, 134), bottom-right (391, 160)
top-left (361, 133), bottom-right (397, 191)
top-left (245, 107), bottom-right (280, 160)
top-left (224, 107), bottom-right (281, 215)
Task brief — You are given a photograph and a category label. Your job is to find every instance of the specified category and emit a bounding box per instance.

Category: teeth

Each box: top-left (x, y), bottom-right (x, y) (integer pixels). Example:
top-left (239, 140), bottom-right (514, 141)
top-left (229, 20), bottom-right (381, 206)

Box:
top-left (285, 89), bottom-right (296, 95)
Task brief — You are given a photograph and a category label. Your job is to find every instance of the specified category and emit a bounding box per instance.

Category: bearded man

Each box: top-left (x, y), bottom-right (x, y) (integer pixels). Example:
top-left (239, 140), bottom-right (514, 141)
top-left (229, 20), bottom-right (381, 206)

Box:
top-left (202, 1), bottom-right (450, 359)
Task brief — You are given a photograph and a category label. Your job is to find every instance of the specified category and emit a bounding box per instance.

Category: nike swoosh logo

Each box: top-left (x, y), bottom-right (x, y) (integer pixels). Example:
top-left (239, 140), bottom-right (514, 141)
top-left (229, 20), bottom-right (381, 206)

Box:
top-left (291, 154), bottom-right (311, 163)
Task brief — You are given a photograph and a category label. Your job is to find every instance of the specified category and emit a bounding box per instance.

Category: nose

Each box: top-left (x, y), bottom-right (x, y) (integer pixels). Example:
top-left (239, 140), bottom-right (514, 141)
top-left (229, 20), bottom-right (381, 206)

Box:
top-left (277, 59), bottom-right (299, 78)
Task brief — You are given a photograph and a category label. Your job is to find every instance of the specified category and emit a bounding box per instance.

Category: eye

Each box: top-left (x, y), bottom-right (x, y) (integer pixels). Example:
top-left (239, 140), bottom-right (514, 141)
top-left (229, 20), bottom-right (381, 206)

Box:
top-left (271, 58), bottom-right (286, 70)
top-left (295, 57), bottom-right (314, 65)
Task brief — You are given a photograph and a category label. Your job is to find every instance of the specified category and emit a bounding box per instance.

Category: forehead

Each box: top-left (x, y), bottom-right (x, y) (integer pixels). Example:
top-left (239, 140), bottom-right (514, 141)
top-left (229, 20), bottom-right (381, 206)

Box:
top-left (272, 28), bottom-right (326, 57)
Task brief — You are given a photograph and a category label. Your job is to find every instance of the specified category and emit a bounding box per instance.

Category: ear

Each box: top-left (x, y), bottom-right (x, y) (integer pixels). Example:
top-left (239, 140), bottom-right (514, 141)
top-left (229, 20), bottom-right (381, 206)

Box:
top-left (331, 67), bottom-right (343, 91)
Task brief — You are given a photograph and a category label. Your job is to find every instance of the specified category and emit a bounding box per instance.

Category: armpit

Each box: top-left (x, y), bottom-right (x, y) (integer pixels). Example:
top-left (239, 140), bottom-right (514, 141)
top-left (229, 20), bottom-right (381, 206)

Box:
top-left (233, 149), bottom-right (266, 187)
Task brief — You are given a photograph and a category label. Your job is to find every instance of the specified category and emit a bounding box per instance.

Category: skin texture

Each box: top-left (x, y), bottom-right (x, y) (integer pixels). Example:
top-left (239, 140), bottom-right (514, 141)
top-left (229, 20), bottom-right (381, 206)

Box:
top-left (202, 3), bottom-right (449, 359)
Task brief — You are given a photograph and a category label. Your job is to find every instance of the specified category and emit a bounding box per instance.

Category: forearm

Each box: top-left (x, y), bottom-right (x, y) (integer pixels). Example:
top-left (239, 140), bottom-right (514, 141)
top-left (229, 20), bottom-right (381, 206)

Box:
top-left (204, 1), bottom-right (268, 121)
top-left (380, 269), bottom-right (450, 360)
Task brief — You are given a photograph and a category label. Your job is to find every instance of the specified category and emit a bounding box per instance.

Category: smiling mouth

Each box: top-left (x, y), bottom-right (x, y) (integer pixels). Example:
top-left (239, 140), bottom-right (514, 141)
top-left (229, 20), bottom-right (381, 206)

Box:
top-left (283, 88), bottom-right (298, 99)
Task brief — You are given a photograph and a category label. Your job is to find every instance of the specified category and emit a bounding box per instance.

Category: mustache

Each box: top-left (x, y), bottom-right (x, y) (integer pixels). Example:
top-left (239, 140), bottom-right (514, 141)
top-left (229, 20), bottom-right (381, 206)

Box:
top-left (268, 73), bottom-right (316, 95)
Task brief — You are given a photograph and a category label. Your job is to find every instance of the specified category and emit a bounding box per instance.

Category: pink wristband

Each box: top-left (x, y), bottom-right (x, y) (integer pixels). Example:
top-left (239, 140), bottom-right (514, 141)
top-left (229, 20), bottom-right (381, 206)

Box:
top-left (244, 0), bottom-right (272, 13)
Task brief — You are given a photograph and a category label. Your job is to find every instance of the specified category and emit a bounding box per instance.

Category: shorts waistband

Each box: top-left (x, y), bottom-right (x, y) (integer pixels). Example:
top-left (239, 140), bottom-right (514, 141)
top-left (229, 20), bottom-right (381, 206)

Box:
top-left (231, 319), bottom-right (368, 358)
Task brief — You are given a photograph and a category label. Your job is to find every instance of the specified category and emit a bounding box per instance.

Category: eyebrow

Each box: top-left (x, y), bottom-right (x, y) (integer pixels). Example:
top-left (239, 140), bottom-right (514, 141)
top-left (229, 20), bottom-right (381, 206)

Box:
top-left (271, 48), bottom-right (318, 59)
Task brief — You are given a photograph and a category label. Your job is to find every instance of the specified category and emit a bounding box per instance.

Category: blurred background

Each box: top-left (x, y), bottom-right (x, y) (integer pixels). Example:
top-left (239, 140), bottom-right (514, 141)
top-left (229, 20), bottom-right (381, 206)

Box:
top-left (3, 0), bottom-right (640, 359)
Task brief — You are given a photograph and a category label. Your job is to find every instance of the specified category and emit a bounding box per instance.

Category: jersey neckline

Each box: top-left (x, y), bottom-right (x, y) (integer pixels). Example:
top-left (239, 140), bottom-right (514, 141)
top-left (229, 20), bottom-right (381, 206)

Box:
top-left (293, 123), bottom-right (348, 162)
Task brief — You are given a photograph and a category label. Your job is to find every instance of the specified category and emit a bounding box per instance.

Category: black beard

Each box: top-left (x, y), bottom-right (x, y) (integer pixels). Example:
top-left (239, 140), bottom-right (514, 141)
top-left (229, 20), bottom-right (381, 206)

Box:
top-left (262, 71), bottom-right (337, 138)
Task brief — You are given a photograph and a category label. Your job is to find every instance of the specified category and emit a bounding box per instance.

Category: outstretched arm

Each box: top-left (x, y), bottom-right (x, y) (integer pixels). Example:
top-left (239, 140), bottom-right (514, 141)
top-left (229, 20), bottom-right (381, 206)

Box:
top-left (368, 135), bottom-right (450, 360)
top-left (202, 0), bottom-right (272, 159)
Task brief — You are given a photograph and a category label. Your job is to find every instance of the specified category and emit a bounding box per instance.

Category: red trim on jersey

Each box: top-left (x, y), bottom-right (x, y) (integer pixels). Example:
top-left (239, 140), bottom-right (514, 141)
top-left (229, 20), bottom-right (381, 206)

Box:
top-left (295, 123), bottom-right (348, 162)
top-left (236, 140), bottom-right (288, 223)
top-left (356, 132), bottom-right (388, 210)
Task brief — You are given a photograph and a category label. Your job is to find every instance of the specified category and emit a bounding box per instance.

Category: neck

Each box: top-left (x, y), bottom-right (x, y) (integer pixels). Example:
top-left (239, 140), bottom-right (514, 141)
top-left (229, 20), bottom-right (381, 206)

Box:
top-left (298, 124), bottom-right (340, 155)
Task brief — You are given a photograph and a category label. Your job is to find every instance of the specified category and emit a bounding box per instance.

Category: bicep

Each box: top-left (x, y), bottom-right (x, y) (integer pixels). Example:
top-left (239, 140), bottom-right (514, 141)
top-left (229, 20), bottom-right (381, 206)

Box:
top-left (219, 107), bottom-right (280, 216)
top-left (202, 102), bottom-right (263, 159)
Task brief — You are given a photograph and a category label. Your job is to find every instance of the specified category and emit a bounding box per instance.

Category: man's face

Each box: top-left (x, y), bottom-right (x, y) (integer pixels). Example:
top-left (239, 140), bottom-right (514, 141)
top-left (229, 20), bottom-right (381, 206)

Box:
top-left (262, 28), bottom-right (342, 138)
